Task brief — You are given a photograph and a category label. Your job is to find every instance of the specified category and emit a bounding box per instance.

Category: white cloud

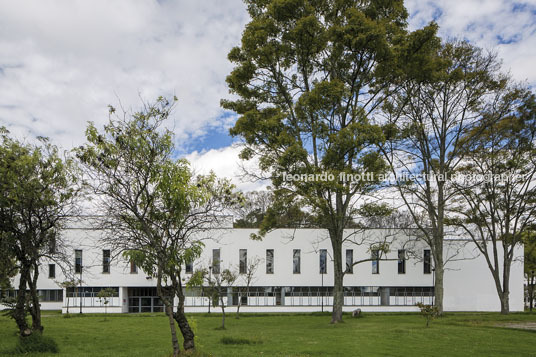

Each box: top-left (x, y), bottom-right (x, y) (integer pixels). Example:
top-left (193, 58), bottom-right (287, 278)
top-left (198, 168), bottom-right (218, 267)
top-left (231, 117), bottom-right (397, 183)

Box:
top-left (406, 0), bottom-right (536, 84)
top-left (186, 145), bottom-right (268, 192)
top-left (0, 0), bottom-right (248, 149)
top-left (1, 0), bottom-right (535, 194)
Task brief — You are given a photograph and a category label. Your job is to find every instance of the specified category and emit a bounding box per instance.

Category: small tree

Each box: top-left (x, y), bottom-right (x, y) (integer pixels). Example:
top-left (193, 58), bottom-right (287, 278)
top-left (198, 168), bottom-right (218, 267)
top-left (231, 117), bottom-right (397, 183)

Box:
top-left (76, 96), bottom-right (241, 355)
top-left (189, 266), bottom-right (237, 330)
top-left (416, 302), bottom-right (439, 328)
top-left (236, 257), bottom-right (260, 319)
top-left (57, 279), bottom-right (79, 316)
top-left (97, 288), bottom-right (116, 320)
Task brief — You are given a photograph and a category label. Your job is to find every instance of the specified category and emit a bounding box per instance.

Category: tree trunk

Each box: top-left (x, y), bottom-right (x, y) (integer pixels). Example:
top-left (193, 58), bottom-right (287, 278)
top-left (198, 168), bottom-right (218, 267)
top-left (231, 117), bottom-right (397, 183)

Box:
top-left (220, 296), bottom-right (226, 329)
top-left (500, 293), bottom-right (510, 315)
top-left (174, 281), bottom-right (195, 350)
top-left (434, 259), bottom-right (444, 315)
top-left (165, 304), bottom-right (180, 357)
top-left (500, 256), bottom-right (511, 315)
top-left (530, 274), bottom-right (534, 312)
top-left (330, 230), bottom-right (344, 324)
top-left (157, 274), bottom-right (180, 356)
top-left (14, 265), bottom-right (30, 336)
top-left (236, 292), bottom-right (241, 319)
top-left (489, 274), bottom-right (510, 315)
top-left (27, 265), bottom-right (43, 332)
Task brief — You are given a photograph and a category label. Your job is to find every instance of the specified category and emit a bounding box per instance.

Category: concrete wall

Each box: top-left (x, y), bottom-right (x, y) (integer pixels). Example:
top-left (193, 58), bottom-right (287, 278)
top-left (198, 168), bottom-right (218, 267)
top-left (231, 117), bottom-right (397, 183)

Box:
top-left (1, 221), bottom-right (525, 313)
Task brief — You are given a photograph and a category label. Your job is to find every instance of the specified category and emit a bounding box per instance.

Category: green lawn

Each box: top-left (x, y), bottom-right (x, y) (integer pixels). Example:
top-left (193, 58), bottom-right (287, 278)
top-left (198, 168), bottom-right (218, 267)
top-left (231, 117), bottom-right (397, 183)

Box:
top-left (1, 311), bottom-right (535, 356)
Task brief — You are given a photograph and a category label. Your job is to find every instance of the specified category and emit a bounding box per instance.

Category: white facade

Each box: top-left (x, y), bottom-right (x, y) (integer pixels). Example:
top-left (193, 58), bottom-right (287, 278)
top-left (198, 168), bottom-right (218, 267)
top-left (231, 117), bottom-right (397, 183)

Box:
top-left (1, 219), bottom-right (525, 313)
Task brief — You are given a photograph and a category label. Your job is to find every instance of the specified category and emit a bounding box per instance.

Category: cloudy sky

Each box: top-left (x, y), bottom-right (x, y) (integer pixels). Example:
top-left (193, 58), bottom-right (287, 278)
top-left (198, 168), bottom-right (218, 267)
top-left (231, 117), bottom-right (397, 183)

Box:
top-left (1, 0), bottom-right (535, 191)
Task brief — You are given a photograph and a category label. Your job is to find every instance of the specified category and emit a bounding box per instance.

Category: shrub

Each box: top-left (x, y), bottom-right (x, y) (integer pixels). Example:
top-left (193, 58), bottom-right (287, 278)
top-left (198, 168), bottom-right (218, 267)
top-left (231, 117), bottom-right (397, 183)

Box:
top-left (220, 336), bottom-right (262, 345)
top-left (13, 333), bottom-right (59, 354)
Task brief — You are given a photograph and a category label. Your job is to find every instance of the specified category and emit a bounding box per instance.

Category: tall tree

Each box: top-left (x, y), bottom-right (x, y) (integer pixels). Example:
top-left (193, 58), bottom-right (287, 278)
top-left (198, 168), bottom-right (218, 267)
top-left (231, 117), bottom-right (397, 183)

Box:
top-left (0, 128), bottom-right (78, 336)
top-left (524, 230), bottom-right (536, 312)
top-left (76, 97), bottom-right (240, 355)
top-left (450, 86), bottom-right (536, 314)
top-left (379, 41), bottom-right (502, 313)
top-left (222, 0), bottom-right (428, 323)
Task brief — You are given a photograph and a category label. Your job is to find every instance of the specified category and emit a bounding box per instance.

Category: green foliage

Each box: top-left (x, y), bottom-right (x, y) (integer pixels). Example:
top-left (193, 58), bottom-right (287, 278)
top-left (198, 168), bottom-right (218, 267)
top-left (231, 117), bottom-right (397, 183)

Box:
top-left (416, 303), bottom-right (439, 328)
top-left (448, 84), bottom-right (536, 313)
top-left (0, 233), bottom-right (16, 292)
top-left (12, 333), bottom-right (59, 354)
top-left (0, 129), bottom-right (79, 238)
top-left (524, 230), bottom-right (536, 273)
top-left (223, 0), bottom-right (424, 237)
top-left (382, 38), bottom-right (513, 314)
top-left (77, 97), bottom-right (241, 282)
top-left (58, 279), bottom-right (78, 289)
top-left (357, 203), bottom-right (394, 218)
top-left (188, 267), bottom-right (238, 309)
top-left (187, 316), bottom-right (201, 349)
top-left (222, 0), bottom-right (436, 321)
top-left (0, 296), bottom-right (20, 319)
top-left (97, 288), bottom-right (115, 321)
top-left (77, 96), bottom-right (242, 351)
top-left (524, 229), bottom-right (536, 310)
top-left (0, 127), bottom-right (79, 334)
top-left (97, 288), bottom-right (116, 304)
top-left (233, 191), bottom-right (317, 229)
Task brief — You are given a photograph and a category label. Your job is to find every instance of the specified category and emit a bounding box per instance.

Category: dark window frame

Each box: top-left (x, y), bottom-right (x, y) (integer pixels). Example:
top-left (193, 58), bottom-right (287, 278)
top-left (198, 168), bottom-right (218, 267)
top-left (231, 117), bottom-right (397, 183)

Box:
top-left (371, 249), bottom-right (379, 274)
top-left (424, 249), bottom-right (432, 274)
top-left (130, 261), bottom-right (138, 274)
top-left (398, 249), bottom-right (406, 274)
top-left (48, 264), bottom-right (55, 279)
top-left (75, 249), bottom-right (82, 274)
top-left (239, 249), bottom-right (247, 274)
top-left (346, 249), bottom-right (353, 274)
top-left (293, 249), bottom-right (301, 274)
top-left (266, 249), bottom-right (274, 274)
top-left (103, 249), bottom-right (111, 274)
top-left (212, 249), bottom-right (221, 274)
top-left (185, 259), bottom-right (193, 274)
top-left (319, 249), bottom-right (327, 274)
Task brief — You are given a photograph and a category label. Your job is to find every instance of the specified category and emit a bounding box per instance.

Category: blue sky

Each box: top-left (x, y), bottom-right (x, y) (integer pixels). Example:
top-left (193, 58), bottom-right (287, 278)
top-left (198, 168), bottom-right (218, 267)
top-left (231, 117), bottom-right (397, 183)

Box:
top-left (0, 0), bottom-right (535, 190)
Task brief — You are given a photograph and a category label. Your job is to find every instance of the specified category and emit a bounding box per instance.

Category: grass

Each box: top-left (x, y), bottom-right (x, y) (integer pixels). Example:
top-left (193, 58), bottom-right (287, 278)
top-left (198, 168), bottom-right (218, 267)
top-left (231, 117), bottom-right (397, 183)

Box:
top-left (0, 311), bottom-right (535, 356)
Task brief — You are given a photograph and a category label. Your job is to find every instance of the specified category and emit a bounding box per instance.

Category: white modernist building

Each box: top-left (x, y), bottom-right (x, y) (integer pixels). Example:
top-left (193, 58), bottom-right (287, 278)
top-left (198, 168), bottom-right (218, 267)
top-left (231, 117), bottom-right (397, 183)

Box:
top-left (2, 218), bottom-right (525, 313)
